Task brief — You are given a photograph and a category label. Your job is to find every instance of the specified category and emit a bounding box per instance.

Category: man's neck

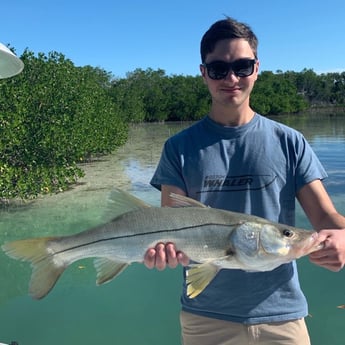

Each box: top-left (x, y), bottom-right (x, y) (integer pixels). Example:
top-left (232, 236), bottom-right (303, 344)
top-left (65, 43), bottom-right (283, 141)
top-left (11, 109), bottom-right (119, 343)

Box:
top-left (209, 105), bottom-right (255, 127)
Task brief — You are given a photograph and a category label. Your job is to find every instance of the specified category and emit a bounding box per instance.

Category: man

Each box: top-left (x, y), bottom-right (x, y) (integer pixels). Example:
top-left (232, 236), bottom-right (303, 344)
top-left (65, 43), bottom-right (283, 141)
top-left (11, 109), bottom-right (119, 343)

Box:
top-left (0, 42), bottom-right (24, 79)
top-left (144, 17), bottom-right (345, 345)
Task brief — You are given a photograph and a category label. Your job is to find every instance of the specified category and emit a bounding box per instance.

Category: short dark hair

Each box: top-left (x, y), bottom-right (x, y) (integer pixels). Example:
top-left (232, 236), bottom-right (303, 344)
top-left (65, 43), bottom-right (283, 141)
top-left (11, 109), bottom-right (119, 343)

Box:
top-left (200, 17), bottom-right (258, 63)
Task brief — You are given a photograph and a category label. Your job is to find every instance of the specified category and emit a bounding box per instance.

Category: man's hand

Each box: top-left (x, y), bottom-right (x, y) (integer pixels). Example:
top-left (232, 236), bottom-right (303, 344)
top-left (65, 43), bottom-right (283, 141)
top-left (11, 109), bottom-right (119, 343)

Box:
top-left (144, 242), bottom-right (189, 270)
top-left (309, 229), bottom-right (345, 271)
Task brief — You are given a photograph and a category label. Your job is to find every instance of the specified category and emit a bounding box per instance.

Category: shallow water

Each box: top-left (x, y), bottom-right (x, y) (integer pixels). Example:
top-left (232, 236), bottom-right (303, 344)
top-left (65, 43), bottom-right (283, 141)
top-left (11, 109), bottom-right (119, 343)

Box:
top-left (0, 115), bottom-right (344, 345)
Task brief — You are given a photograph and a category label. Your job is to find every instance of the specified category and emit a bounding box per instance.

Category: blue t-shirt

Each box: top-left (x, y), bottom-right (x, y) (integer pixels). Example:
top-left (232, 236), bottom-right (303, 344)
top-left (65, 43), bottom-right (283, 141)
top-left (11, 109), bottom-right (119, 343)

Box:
top-left (150, 114), bottom-right (327, 324)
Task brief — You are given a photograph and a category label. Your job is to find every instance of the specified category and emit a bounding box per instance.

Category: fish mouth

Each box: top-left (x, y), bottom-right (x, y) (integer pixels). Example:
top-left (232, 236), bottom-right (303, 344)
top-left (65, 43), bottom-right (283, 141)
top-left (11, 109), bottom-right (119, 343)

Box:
top-left (309, 241), bottom-right (325, 253)
top-left (293, 232), bottom-right (325, 258)
top-left (309, 232), bottom-right (325, 252)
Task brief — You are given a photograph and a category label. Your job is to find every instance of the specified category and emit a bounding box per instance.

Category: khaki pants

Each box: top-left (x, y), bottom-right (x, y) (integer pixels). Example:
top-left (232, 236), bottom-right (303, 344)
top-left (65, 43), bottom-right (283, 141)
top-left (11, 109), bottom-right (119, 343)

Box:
top-left (180, 311), bottom-right (311, 345)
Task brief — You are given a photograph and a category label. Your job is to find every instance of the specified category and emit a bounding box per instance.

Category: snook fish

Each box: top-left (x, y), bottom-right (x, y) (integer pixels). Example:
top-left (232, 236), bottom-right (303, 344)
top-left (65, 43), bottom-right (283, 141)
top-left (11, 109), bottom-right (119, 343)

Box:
top-left (2, 189), bottom-right (323, 300)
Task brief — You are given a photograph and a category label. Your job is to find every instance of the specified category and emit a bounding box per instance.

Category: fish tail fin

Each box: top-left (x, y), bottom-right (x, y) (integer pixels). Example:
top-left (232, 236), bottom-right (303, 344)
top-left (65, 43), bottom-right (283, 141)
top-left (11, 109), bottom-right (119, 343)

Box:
top-left (2, 237), bottom-right (65, 299)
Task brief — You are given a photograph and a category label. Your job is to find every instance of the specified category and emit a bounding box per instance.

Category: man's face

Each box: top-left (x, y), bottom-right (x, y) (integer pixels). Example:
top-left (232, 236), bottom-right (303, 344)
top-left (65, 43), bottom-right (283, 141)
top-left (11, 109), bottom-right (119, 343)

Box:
top-left (200, 38), bottom-right (259, 110)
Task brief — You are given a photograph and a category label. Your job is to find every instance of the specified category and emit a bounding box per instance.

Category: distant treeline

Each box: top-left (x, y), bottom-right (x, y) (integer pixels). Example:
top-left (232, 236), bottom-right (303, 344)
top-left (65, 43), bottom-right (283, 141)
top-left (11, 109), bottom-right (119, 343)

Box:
top-left (112, 67), bottom-right (345, 122)
top-left (0, 49), bottom-right (344, 200)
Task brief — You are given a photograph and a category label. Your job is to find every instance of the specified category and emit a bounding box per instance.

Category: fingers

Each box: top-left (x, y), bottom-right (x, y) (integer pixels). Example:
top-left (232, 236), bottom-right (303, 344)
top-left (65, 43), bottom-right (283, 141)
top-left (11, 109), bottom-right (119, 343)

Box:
top-left (309, 237), bottom-right (345, 272)
top-left (143, 242), bottom-right (189, 270)
top-left (143, 248), bottom-right (157, 269)
top-left (309, 255), bottom-right (344, 272)
top-left (176, 251), bottom-right (190, 266)
top-left (156, 243), bottom-right (171, 270)
top-left (309, 252), bottom-right (345, 271)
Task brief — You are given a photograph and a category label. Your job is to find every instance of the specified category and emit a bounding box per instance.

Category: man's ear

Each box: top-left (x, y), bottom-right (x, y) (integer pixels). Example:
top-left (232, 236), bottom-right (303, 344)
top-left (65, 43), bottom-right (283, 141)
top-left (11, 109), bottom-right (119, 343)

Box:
top-left (200, 64), bottom-right (207, 84)
top-left (253, 60), bottom-right (260, 81)
top-left (255, 60), bottom-right (260, 73)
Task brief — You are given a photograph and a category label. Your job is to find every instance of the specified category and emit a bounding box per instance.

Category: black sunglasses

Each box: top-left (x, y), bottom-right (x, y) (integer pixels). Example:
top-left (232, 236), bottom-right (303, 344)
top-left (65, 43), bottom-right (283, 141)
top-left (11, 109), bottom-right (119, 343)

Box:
top-left (202, 58), bottom-right (257, 80)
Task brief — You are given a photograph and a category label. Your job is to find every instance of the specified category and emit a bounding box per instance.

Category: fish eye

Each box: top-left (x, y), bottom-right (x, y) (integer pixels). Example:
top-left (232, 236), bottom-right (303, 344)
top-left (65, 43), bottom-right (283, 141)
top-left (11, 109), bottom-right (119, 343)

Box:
top-left (283, 229), bottom-right (294, 238)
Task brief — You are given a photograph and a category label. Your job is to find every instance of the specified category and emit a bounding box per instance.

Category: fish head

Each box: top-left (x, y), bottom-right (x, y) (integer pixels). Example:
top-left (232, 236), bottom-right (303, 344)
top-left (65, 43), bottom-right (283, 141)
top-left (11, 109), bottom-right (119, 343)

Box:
top-left (228, 221), bottom-right (323, 271)
top-left (260, 224), bottom-right (322, 260)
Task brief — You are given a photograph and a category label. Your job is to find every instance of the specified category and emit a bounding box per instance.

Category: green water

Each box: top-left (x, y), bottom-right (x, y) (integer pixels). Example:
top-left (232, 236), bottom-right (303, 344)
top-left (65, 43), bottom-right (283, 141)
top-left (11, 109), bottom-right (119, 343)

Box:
top-left (0, 115), bottom-right (344, 345)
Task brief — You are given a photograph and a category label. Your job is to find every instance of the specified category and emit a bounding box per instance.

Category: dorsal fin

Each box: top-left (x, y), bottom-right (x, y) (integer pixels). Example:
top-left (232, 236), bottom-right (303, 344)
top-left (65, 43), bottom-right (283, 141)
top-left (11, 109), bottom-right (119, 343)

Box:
top-left (106, 188), bottom-right (151, 219)
top-left (168, 193), bottom-right (208, 208)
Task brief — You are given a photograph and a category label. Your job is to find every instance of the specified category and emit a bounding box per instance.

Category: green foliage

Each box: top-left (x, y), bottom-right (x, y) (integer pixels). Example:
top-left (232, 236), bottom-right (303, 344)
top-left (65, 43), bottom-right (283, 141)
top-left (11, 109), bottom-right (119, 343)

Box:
top-left (110, 77), bottom-right (146, 123)
top-left (165, 75), bottom-right (211, 121)
top-left (111, 68), bottom-right (170, 122)
top-left (251, 71), bottom-right (308, 114)
top-left (291, 68), bottom-right (345, 107)
top-left (0, 50), bottom-right (127, 200)
top-left (110, 71), bottom-right (211, 123)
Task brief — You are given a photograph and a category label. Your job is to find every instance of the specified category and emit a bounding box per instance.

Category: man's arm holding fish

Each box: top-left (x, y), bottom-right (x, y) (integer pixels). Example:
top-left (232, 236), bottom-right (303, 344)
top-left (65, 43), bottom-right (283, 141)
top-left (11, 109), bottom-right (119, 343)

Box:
top-left (144, 185), bottom-right (190, 270)
top-left (144, 180), bottom-right (345, 273)
top-left (297, 179), bottom-right (345, 272)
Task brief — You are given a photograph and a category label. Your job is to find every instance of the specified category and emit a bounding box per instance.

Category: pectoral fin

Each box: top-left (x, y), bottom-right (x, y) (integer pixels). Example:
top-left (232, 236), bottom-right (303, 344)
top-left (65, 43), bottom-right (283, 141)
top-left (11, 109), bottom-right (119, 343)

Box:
top-left (94, 258), bottom-right (129, 285)
top-left (186, 262), bottom-right (219, 298)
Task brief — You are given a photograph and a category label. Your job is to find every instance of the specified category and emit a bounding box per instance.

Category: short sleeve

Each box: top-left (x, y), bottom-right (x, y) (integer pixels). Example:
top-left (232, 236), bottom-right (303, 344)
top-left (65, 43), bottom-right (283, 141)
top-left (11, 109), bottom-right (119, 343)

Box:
top-left (150, 138), bottom-right (187, 192)
top-left (295, 135), bottom-right (328, 192)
